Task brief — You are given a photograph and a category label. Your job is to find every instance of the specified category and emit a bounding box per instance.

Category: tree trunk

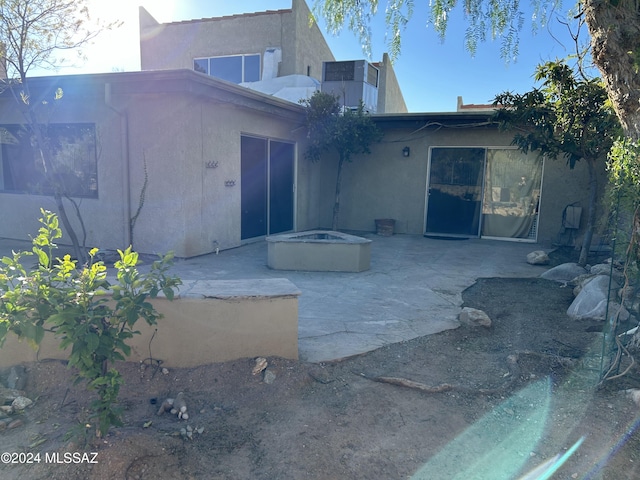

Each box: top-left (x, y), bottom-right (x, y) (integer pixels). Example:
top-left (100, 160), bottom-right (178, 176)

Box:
top-left (578, 158), bottom-right (598, 266)
top-left (584, 1), bottom-right (640, 267)
top-left (33, 138), bottom-right (87, 264)
top-left (332, 155), bottom-right (345, 231)
top-left (53, 192), bottom-right (86, 263)
top-left (21, 84), bottom-right (87, 263)
top-left (584, 0), bottom-right (640, 141)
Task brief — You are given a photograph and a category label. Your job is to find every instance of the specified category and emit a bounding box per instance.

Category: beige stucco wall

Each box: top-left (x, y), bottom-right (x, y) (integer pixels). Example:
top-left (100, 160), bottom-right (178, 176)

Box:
top-left (119, 90), bottom-right (306, 257)
top-left (537, 156), bottom-right (607, 246)
top-left (0, 78), bottom-right (130, 249)
top-left (295, 147), bottom-right (327, 231)
top-left (321, 123), bottom-right (606, 246)
top-left (0, 73), bottom-right (601, 259)
top-left (140, 9), bottom-right (285, 73)
top-left (290, 0), bottom-right (335, 80)
top-left (0, 72), bottom-right (308, 258)
top-left (0, 279), bottom-right (299, 368)
top-left (375, 53), bottom-right (408, 114)
top-left (140, 0), bottom-right (333, 83)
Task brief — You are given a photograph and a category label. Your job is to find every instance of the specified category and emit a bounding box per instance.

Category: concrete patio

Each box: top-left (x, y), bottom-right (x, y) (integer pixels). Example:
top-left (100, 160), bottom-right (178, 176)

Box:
top-left (148, 234), bottom-right (549, 362)
top-left (0, 234), bottom-right (550, 363)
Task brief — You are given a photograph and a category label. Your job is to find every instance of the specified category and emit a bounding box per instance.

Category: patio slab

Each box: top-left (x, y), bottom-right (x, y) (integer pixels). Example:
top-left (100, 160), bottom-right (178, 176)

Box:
top-left (0, 234), bottom-right (550, 363)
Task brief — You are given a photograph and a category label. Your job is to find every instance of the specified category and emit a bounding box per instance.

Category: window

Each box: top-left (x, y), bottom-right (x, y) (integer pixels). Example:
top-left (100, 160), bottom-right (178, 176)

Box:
top-left (324, 61), bottom-right (355, 82)
top-left (0, 123), bottom-right (98, 198)
top-left (193, 54), bottom-right (261, 83)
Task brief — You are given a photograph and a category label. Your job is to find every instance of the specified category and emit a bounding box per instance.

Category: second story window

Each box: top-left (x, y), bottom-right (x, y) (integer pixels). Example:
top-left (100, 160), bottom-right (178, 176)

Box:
top-left (194, 54), bottom-right (261, 84)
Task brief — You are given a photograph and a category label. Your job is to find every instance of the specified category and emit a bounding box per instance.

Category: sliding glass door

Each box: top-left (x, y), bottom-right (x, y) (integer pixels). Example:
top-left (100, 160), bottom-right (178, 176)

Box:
top-left (425, 147), bottom-right (543, 241)
top-left (241, 135), bottom-right (295, 240)
top-left (425, 147), bottom-right (485, 237)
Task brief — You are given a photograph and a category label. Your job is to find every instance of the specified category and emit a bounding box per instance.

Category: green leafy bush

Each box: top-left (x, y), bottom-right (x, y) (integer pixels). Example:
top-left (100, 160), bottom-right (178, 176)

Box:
top-left (0, 209), bottom-right (181, 436)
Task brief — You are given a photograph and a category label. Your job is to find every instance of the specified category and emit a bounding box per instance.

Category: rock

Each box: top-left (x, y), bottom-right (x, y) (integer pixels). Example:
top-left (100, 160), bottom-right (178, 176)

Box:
top-left (541, 263), bottom-right (588, 283)
top-left (606, 302), bottom-right (631, 323)
top-left (252, 357), bottom-right (268, 376)
top-left (308, 368), bottom-right (332, 384)
top-left (570, 273), bottom-right (597, 288)
top-left (7, 419), bottom-right (23, 429)
top-left (157, 398), bottom-right (174, 415)
top-left (11, 396), bottom-right (33, 411)
top-left (0, 386), bottom-right (25, 405)
top-left (618, 285), bottom-right (636, 303)
top-left (627, 389), bottom-right (640, 407)
top-left (459, 307), bottom-right (492, 328)
top-left (571, 274), bottom-right (598, 296)
top-left (263, 369), bottom-right (277, 384)
top-left (7, 366), bottom-right (26, 390)
top-left (590, 263), bottom-right (624, 284)
top-left (567, 275), bottom-right (624, 321)
top-left (527, 251), bottom-right (550, 265)
top-left (174, 392), bottom-right (187, 418)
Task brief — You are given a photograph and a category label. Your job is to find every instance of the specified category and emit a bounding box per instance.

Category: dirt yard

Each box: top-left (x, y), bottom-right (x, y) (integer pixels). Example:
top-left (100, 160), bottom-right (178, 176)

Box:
top-left (1, 251), bottom-right (640, 480)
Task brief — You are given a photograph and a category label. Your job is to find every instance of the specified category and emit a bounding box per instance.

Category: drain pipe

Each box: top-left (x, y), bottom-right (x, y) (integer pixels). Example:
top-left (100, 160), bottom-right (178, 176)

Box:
top-left (104, 82), bottom-right (132, 247)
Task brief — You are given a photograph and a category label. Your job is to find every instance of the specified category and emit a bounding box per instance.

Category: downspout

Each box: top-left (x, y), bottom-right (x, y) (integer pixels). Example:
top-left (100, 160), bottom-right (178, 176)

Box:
top-left (104, 82), bottom-right (132, 247)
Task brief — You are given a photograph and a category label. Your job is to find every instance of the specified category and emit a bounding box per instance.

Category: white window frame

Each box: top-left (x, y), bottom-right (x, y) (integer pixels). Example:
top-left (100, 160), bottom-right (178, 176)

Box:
top-left (193, 54), bottom-right (261, 83)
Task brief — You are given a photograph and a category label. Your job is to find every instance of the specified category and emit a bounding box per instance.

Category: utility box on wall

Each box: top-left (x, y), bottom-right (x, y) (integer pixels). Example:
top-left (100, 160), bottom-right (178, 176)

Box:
top-left (563, 205), bottom-right (582, 230)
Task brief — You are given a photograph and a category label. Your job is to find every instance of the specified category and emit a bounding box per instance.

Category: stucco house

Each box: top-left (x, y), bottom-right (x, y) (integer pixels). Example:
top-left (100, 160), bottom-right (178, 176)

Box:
top-left (0, 1), bottom-right (602, 257)
top-left (139, 0), bottom-right (407, 114)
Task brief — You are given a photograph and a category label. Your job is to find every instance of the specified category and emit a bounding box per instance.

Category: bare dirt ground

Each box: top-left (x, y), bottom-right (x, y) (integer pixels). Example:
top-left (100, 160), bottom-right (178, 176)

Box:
top-left (1, 249), bottom-right (640, 480)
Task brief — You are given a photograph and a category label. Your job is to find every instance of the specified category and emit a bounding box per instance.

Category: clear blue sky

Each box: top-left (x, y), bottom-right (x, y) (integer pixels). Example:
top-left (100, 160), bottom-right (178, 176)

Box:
top-left (46, 0), bottom-right (590, 112)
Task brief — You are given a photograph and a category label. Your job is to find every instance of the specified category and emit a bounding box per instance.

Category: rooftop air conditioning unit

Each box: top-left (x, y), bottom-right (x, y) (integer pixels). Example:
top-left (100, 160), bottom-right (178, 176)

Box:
top-left (321, 60), bottom-right (378, 113)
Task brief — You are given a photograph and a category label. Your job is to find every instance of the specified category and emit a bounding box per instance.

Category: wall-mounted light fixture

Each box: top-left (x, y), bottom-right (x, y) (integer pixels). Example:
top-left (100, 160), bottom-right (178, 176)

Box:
top-left (402, 146), bottom-right (410, 157)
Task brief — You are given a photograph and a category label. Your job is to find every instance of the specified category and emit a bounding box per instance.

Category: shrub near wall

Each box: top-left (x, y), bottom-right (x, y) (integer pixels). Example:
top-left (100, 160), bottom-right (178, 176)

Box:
top-left (0, 209), bottom-right (181, 437)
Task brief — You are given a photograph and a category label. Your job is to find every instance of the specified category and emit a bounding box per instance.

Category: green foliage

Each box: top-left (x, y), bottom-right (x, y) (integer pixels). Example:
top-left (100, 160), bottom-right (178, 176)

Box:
top-left (312, 0), bottom-right (558, 62)
top-left (607, 138), bottom-right (640, 259)
top-left (0, 209), bottom-right (181, 437)
top-left (0, 0), bottom-right (117, 81)
top-left (311, 0), bottom-right (414, 59)
top-left (459, 0), bottom-right (525, 60)
top-left (493, 61), bottom-right (621, 168)
top-left (494, 60), bottom-right (620, 265)
top-left (0, 1), bottom-right (119, 265)
top-left (301, 91), bottom-right (383, 163)
top-left (301, 91), bottom-right (383, 229)
top-left (609, 138), bottom-right (640, 190)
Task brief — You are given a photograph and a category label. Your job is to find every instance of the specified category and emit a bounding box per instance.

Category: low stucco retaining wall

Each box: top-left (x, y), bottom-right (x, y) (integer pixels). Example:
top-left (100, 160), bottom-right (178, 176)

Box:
top-left (267, 230), bottom-right (372, 272)
top-left (0, 278), bottom-right (300, 368)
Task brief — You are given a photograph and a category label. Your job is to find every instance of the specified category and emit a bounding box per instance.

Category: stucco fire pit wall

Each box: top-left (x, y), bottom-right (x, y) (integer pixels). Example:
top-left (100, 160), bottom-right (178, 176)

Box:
top-left (266, 230), bottom-right (372, 272)
top-left (0, 278), bottom-right (300, 368)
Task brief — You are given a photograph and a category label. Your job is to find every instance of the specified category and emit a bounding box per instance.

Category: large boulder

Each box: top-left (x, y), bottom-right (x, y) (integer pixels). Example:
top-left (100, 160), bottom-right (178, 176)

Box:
top-left (567, 275), bottom-right (626, 321)
top-left (571, 274), bottom-right (598, 296)
top-left (541, 263), bottom-right (588, 283)
top-left (590, 263), bottom-right (625, 285)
